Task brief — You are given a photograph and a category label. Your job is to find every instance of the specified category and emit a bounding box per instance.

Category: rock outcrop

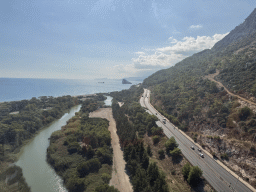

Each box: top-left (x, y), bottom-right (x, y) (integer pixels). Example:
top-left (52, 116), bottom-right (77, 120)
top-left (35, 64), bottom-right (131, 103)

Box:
top-left (122, 79), bottom-right (132, 84)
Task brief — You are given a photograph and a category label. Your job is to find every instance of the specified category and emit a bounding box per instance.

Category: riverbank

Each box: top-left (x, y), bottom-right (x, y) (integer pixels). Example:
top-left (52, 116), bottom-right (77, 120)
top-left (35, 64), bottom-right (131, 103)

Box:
top-left (0, 96), bottom-right (79, 192)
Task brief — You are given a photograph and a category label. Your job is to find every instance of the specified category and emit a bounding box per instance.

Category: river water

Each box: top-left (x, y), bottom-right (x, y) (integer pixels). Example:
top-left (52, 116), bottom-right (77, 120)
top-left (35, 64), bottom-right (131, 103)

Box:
top-left (104, 95), bottom-right (113, 106)
top-left (15, 105), bottom-right (81, 192)
top-left (15, 97), bottom-right (113, 192)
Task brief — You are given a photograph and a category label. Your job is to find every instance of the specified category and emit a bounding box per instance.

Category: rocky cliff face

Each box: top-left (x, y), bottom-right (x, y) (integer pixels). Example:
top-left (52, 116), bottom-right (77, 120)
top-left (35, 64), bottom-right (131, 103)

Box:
top-left (213, 8), bottom-right (256, 50)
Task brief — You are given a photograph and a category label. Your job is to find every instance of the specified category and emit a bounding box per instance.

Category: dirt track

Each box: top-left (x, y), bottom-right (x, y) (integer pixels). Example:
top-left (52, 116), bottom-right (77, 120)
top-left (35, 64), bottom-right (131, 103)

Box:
top-left (206, 70), bottom-right (256, 107)
top-left (89, 108), bottom-right (133, 192)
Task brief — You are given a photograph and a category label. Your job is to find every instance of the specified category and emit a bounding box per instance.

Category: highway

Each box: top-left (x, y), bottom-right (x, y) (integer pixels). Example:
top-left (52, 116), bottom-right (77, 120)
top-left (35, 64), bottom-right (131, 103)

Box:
top-left (140, 89), bottom-right (255, 192)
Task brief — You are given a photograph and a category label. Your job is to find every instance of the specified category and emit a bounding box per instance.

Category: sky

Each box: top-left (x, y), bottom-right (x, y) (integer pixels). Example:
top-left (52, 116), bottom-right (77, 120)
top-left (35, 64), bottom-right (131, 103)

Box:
top-left (0, 0), bottom-right (255, 79)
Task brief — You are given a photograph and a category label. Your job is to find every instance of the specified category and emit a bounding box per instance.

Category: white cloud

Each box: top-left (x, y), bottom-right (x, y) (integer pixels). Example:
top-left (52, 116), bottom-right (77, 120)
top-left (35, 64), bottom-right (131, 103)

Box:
top-left (135, 51), bottom-right (145, 55)
top-left (168, 37), bottom-right (178, 44)
top-left (109, 32), bottom-right (229, 78)
top-left (189, 24), bottom-right (203, 29)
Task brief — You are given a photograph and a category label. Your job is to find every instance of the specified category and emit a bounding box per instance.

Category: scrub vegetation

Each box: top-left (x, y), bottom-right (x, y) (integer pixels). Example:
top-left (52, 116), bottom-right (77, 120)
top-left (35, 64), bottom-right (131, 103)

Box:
top-left (110, 85), bottom-right (207, 191)
top-left (47, 98), bottom-right (119, 192)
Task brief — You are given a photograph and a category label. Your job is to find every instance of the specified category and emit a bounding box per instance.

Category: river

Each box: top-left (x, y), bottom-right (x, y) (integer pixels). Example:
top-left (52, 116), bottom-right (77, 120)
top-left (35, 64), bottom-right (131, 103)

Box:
top-left (15, 105), bottom-right (81, 192)
top-left (15, 97), bottom-right (113, 192)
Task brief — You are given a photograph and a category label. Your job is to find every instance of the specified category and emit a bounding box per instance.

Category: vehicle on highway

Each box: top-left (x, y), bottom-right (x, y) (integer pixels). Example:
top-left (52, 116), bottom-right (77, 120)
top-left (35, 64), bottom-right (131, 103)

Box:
top-left (142, 95), bottom-right (143, 97)
top-left (198, 148), bottom-right (201, 152)
top-left (162, 118), bottom-right (166, 124)
top-left (199, 153), bottom-right (204, 158)
top-left (155, 113), bottom-right (157, 115)
top-left (191, 146), bottom-right (194, 150)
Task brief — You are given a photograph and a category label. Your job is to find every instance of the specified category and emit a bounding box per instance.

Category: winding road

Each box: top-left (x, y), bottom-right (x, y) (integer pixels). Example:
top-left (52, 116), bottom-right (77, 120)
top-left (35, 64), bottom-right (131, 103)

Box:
top-left (140, 89), bottom-right (255, 192)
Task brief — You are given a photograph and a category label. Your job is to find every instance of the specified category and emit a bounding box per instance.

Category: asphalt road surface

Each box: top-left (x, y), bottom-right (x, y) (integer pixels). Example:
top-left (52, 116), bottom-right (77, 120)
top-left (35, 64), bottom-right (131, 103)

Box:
top-left (140, 89), bottom-right (254, 192)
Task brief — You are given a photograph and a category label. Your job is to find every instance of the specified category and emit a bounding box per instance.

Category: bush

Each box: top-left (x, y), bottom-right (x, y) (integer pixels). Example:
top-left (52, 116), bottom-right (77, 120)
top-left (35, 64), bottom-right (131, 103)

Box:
top-left (77, 158), bottom-right (101, 177)
top-left (158, 149), bottom-right (165, 159)
top-left (153, 135), bottom-right (160, 145)
top-left (95, 184), bottom-right (119, 192)
top-left (182, 162), bottom-right (191, 179)
top-left (221, 153), bottom-right (229, 160)
top-left (151, 126), bottom-right (163, 135)
top-left (193, 135), bottom-right (197, 142)
top-left (238, 107), bottom-right (252, 121)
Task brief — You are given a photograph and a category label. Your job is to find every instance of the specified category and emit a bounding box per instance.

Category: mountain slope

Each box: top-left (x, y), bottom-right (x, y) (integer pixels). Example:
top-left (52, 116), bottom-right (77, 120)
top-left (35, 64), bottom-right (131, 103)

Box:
top-left (213, 8), bottom-right (256, 50)
top-left (142, 8), bottom-right (256, 187)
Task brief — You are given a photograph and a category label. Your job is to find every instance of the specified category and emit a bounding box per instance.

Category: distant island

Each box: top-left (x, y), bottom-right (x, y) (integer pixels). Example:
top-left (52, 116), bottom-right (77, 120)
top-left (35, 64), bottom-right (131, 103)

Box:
top-left (122, 79), bottom-right (132, 84)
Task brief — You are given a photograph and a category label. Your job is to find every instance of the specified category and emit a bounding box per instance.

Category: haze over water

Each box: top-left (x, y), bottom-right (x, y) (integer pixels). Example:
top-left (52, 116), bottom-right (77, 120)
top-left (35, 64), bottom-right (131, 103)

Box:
top-left (0, 78), bottom-right (141, 102)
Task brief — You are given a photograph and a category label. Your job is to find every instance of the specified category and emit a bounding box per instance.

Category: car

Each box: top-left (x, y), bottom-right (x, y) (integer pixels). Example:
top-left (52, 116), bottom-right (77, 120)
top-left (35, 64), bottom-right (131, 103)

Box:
top-left (198, 148), bottom-right (201, 152)
top-left (200, 153), bottom-right (204, 158)
top-left (191, 146), bottom-right (195, 150)
top-left (155, 113), bottom-right (157, 115)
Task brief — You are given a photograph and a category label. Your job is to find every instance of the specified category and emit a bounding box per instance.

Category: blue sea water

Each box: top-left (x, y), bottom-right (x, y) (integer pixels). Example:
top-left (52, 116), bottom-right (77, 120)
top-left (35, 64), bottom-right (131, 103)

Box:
top-left (0, 78), bottom-right (142, 102)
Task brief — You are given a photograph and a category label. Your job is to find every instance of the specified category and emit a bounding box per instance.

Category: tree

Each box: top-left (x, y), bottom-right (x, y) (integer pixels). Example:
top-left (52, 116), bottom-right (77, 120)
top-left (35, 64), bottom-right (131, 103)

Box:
top-left (152, 135), bottom-right (160, 145)
top-left (77, 158), bottom-right (101, 177)
top-left (86, 145), bottom-right (95, 159)
top-left (165, 136), bottom-right (178, 154)
top-left (169, 148), bottom-right (181, 158)
top-left (182, 162), bottom-right (191, 179)
top-left (147, 162), bottom-right (159, 186)
top-left (132, 168), bottom-right (149, 192)
top-left (187, 166), bottom-right (203, 186)
top-left (152, 172), bottom-right (169, 192)
top-left (158, 149), bottom-right (165, 159)
top-left (101, 173), bottom-right (111, 184)
top-left (95, 184), bottom-right (119, 192)
top-left (127, 159), bottom-right (139, 176)
top-left (66, 177), bottom-right (85, 192)
top-left (147, 145), bottom-right (152, 157)
top-left (141, 151), bottom-right (149, 169)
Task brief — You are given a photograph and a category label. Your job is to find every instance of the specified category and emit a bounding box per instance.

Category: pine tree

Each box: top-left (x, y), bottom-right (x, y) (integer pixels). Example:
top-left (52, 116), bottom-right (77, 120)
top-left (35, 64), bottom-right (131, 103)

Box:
top-left (141, 151), bottom-right (149, 170)
top-left (132, 168), bottom-right (149, 192)
top-left (147, 162), bottom-right (159, 186)
top-left (147, 145), bottom-right (152, 157)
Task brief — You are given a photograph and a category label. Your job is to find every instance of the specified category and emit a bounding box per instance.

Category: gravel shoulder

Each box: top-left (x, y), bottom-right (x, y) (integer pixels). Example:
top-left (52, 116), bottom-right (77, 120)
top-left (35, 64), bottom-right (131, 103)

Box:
top-left (89, 108), bottom-right (133, 192)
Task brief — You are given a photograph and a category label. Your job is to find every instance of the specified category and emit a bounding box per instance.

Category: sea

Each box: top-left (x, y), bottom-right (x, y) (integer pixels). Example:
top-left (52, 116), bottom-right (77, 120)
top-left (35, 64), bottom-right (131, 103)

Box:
top-left (0, 78), bottom-right (142, 102)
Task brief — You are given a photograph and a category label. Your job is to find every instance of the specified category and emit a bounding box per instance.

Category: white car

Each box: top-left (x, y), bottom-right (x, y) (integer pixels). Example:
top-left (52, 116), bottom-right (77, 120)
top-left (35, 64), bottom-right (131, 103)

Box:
top-left (191, 146), bottom-right (195, 150)
top-left (200, 153), bottom-right (204, 158)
